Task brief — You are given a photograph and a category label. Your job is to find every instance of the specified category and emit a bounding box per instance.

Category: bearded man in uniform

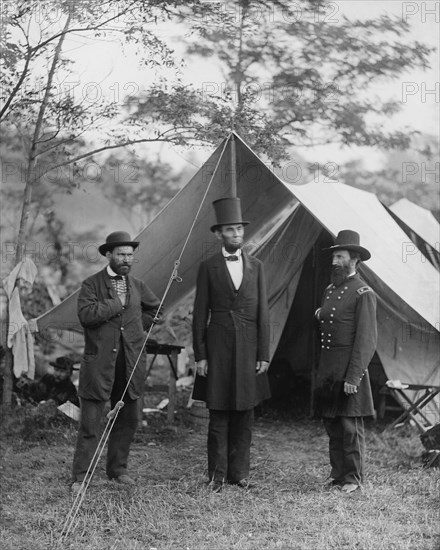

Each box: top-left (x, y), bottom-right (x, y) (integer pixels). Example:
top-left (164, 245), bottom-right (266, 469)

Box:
top-left (315, 230), bottom-right (377, 494)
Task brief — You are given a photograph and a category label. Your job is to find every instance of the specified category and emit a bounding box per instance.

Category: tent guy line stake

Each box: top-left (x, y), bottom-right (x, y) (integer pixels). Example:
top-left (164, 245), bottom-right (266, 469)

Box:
top-left (60, 133), bottom-right (233, 540)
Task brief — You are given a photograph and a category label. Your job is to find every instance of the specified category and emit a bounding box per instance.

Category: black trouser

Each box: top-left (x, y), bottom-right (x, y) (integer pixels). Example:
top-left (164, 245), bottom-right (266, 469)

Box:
top-left (72, 345), bottom-right (138, 482)
top-left (323, 416), bottom-right (365, 485)
top-left (207, 409), bottom-right (254, 483)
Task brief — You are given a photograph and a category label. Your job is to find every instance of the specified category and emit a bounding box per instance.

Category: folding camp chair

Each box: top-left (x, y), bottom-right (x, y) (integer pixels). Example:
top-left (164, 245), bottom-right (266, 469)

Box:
top-left (384, 380), bottom-right (440, 433)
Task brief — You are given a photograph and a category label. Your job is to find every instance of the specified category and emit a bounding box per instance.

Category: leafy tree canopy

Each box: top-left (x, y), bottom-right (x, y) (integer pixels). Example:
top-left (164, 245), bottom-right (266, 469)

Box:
top-left (132, 0), bottom-right (433, 162)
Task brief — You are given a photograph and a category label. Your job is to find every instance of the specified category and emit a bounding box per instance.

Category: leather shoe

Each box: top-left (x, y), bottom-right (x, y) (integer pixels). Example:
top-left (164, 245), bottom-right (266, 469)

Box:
top-left (230, 479), bottom-right (253, 490)
top-left (113, 474), bottom-right (136, 486)
top-left (341, 483), bottom-right (361, 494)
top-left (208, 480), bottom-right (223, 493)
top-left (325, 479), bottom-right (343, 489)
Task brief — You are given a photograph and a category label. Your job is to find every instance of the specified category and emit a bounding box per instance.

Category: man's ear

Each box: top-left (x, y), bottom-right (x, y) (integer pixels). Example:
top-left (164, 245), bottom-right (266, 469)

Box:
top-left (106, 251), bottom-right (113, 261)
top-left (214, 229), bottom-right (223, 242)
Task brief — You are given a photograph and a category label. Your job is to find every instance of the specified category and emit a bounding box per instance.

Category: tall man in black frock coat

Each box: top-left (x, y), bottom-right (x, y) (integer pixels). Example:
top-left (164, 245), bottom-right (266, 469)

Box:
top-left (192, 198), bottom-right (271, 492)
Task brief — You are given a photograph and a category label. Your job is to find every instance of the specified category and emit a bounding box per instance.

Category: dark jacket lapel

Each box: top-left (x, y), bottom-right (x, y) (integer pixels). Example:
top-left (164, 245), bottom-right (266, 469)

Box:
top-left (212, 252), bottom-right (236, 294)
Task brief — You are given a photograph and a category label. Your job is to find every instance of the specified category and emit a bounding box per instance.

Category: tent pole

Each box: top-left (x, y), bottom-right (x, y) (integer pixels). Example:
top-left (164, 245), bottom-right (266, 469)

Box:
top-left (309, 240), bottom-right (320, 417)
top-left (230, 133), bottom-right (237, 197)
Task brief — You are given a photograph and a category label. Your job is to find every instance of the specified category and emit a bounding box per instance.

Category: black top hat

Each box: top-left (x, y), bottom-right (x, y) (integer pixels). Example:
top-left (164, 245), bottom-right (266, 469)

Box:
top-left (98, 231), bottom-right (139, 256)
top-left (210, 197), bottom-right (250, 232)
top-left (324, 229), bottom-right (371, 261)
top-left (50, 356), bottom-right (75, 372)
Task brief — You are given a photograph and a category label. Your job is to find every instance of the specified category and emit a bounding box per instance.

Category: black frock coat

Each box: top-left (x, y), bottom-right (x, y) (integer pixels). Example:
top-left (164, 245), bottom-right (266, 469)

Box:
top-left (192, 251), bottom-right (271, 410)
top-left (77, 269), bottom-right (160, 400)
top-left (315, 273), bottom-right (377, 418)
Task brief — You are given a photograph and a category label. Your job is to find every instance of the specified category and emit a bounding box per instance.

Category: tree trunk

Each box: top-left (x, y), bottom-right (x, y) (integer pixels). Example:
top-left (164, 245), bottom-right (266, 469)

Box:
top-left (3, 15), bottom-right (71, 413)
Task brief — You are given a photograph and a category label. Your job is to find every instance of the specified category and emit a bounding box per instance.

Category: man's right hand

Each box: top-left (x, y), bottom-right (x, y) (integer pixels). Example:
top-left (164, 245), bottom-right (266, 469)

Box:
top-left (196, 360), bottom-right (208, 377)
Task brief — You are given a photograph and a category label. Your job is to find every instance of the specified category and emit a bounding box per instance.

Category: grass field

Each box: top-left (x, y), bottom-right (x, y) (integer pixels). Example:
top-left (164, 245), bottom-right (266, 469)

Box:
top-left (1, 395), bottom-right (439, 550)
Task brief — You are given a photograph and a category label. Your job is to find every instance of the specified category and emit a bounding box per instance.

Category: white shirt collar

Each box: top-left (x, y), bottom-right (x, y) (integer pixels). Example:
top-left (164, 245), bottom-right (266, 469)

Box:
top-left (222, 246), bottom-right (242, 258)
top-left (107, 265), bottom-right (119, 277)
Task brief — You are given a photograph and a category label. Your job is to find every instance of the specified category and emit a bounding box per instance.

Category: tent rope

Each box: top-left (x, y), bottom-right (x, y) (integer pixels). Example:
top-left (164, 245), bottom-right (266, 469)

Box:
top-left (61, 133), bottom-right (232, 540)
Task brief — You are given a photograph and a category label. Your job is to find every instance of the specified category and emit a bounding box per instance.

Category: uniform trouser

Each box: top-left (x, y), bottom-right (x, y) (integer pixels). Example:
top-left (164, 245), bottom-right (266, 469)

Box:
top-left (71, 345), bottom-right (138, 482)
top-left (207, 409), bottom-right (254, 483)
top-left (323, 416), bottom-right (365, 485)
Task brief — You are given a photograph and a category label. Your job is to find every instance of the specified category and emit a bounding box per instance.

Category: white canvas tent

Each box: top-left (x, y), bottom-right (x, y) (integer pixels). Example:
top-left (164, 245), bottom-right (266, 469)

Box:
top-left (386, 198), bottom-right (440, 271)
top-left (33, 133), bottom-right (440, 416)
top-left (390, 198), bottom-right (439, 250)
top-left (285, 181), bottom-right (439, 389)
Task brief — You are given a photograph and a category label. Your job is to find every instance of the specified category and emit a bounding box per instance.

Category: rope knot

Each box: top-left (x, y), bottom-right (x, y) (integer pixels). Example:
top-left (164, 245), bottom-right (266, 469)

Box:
top-left (172, 259), bottom-right (182, 283)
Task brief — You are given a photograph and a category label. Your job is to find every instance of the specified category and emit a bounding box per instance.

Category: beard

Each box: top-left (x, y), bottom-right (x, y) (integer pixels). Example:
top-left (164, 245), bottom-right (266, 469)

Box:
top-left (224, 242), bottom-right (242, 253)
top-left (330, 264), bottom-right (351, 286)
top-left (109, 258), bottom-right (132, 275)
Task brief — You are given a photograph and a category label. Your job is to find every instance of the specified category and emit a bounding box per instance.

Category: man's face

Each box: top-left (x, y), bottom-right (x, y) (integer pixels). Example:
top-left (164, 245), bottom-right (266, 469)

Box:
top-left (332, 250), bottom-right (351, 269)
top-left (331, 250), bottom-right (355, 285)
top-left (53, 368), bottom-right (70, 381)
top-left (106, 245), bottom-right (134, 275)
top-left (215, 224), bottom-right (244, 252)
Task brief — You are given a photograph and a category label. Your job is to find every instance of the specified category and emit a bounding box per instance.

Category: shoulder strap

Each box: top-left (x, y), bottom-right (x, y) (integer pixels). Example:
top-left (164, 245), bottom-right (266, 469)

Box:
top-left (357, 285), bottom-right (373, 295)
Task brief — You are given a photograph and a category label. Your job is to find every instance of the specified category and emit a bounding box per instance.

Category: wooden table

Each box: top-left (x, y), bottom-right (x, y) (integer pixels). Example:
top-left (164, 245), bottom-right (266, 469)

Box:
top-left (142, 341), bottom-right (184, 424)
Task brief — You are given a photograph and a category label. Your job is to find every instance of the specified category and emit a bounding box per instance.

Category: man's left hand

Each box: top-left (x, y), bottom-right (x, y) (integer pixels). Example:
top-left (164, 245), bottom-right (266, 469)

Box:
top-left (256, 361), bottom-right (269, 375)
top-left (344, 382), bottom-right (358, 395)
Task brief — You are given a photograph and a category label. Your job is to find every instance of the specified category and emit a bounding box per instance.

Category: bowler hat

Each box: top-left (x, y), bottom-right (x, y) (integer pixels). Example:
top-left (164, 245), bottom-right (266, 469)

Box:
top-left (98, 231), bottom-right (139, 256)
top-left (324, 230), bottom-right (371, 261)
top-left (210, 197), bottom-right (249, 232)
top-left (50, 356), bottom-right (75, 372)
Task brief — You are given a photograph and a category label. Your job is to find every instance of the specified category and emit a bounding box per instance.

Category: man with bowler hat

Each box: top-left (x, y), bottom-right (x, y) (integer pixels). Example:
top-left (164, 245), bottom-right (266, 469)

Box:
top-left (192, 198), bottom-right (271, 492)
top-left (71, 231), bottom-right (160, 493)
top-left (315, 230), bottom-right (377, 494)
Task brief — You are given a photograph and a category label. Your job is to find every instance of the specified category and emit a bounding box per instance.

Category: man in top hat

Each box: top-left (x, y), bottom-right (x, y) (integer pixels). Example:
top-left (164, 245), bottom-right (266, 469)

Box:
top-left (315, 229), bottom-right (377, 494)
top-left (71, 231), bottom-right (160, 493)
top-left (192, 197), bottom-right (271, 492)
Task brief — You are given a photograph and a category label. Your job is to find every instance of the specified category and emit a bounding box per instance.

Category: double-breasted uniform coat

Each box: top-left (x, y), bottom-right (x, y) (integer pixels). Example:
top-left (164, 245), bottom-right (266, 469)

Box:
top-left (315, 272), bottom-right (377, 487)
top-left (315, 273), bottom-right (377, 418)
top-left (77, 268), bottom-right (160, 400)
top-left (192, 251), bottom-right (271, 410)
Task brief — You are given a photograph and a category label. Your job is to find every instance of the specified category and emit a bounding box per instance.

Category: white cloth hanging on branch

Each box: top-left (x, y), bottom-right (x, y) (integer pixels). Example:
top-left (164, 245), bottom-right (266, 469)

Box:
top-left (3, 258), bottom-right (38, 379)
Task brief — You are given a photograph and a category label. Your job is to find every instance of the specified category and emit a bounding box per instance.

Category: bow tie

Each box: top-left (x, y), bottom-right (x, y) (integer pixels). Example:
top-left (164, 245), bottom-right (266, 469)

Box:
top-left (110, 275), bottom-right (124, 280)
top-left (225, 255), bottom-right (239, 262)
